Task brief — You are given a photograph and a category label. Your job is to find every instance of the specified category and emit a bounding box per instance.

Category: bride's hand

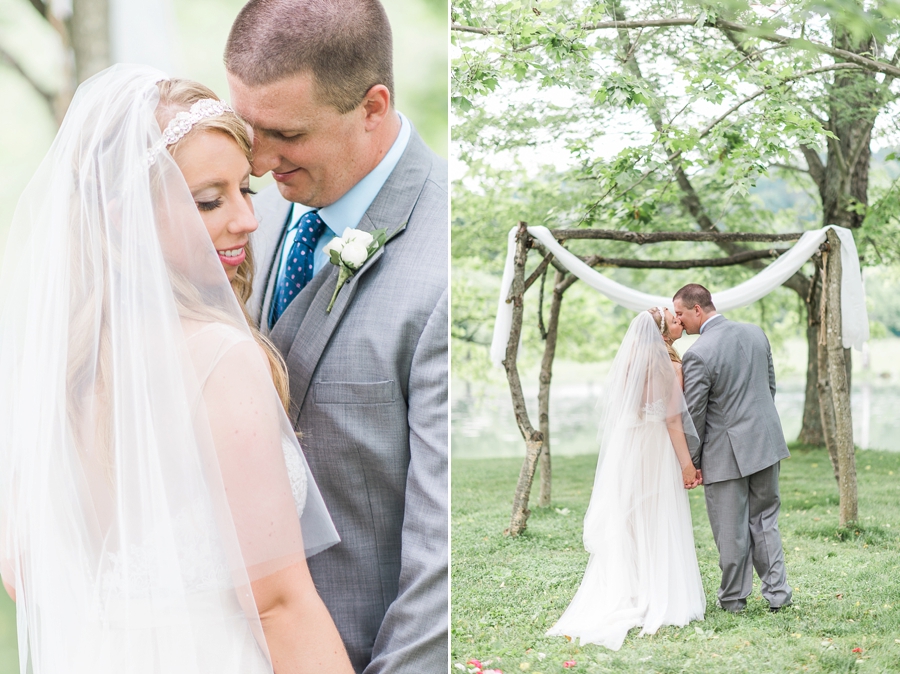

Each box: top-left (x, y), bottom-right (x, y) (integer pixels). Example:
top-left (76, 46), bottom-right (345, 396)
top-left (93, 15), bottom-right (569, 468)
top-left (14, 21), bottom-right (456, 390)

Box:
top-left (682, 464), bottom-right (698, 489)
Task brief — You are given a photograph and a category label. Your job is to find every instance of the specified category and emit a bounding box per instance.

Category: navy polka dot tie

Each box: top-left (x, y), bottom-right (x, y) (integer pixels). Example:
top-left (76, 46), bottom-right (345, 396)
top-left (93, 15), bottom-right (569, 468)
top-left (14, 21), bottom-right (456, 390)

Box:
top-left (270, 210), bottom-right (328, 327)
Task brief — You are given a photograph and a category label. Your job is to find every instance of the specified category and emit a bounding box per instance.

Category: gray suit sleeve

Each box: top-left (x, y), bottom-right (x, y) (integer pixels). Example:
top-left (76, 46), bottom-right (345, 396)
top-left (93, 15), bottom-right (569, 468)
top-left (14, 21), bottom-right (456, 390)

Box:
top-left (364, 288), bottom-right (448, 674)
top-left (681, 350), bottom-right (710, 468)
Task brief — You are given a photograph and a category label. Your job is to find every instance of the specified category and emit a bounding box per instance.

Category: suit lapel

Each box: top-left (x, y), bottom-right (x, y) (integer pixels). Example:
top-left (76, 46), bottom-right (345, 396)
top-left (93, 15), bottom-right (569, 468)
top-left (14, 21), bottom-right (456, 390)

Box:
top-left (269, 128), bottom-right (434, 420)
top-left (274, 245), bottom-right (386, 421)
top-left (250, 193), bottom-right (292, 335)
top-left (260, 223), bottom-right (290, 336)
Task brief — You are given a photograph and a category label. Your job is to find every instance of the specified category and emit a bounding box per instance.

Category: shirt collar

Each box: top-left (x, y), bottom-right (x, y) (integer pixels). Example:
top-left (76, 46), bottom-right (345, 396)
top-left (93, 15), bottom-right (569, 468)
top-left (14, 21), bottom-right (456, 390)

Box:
top-left (289, 112), bottom-right (411, 237)
top-left (699, 313), bottom-right (724, 334)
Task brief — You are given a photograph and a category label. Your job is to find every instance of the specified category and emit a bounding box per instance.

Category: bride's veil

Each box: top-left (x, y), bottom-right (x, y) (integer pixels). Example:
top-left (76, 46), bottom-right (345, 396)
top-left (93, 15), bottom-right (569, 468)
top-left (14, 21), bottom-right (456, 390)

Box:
top-left (0, 64), bottom-right (338, 671)
top-left (583, 311), bottom-right (699, 552)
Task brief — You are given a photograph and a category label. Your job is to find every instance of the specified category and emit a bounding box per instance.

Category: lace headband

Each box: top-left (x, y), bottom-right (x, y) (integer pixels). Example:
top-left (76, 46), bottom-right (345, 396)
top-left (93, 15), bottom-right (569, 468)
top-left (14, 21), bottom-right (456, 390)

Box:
top-left (146, 98), bottom-right (234, 166)
top-left (654, 306), bottom-right (666, 335)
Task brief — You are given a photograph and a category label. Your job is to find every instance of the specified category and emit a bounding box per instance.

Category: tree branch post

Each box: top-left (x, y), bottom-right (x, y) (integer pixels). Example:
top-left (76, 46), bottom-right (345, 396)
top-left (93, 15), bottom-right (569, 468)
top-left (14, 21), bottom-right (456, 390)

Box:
top-left (537, 269), bottom-right (566, 508)
top-left (814, 252), bottom-right (839, 477)
top-left (823, 229), bottom-right (858, 525)
top-left (504, 222), bottom-right (544, 536)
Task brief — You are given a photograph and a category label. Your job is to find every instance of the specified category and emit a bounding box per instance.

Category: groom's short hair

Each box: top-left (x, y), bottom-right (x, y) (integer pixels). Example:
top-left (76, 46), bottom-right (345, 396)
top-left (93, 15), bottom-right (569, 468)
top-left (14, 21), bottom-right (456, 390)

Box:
top-left (674, 284), bottom-right (716, 311)
top-left (225, 0), bottom-right (394, 114)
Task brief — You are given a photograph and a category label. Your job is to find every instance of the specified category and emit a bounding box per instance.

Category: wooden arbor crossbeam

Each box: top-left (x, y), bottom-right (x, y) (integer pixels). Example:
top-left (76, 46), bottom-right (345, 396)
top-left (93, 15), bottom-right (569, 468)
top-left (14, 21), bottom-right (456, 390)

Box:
top-left (521, 231), bottom-right (800, 296)
top-left (548, 229), bottom-right (804, 243)
top-left (503, 223), bottom-right (856, 536)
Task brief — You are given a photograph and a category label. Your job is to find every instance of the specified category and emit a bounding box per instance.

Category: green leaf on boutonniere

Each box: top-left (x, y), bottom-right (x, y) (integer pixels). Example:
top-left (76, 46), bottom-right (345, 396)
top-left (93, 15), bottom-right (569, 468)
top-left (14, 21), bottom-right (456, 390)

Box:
top-left (385, 223), bottom-right (405, 244)
top-left (326, 264), bottom-right (354, 313)
top-left (324, 223), bottom-right (406, 313)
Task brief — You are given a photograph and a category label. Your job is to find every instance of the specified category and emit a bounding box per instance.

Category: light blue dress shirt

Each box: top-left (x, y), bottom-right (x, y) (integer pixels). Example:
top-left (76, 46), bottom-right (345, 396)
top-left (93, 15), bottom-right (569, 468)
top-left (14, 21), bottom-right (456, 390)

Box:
top-left (275, 112), bottom-right (411, 282)
top-left (699, 313), bottom-right (724, 334)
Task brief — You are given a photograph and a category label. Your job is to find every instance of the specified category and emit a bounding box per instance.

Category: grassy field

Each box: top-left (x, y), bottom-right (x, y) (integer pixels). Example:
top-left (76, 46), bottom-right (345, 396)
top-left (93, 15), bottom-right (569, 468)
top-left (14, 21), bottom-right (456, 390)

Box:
top-left (452, 446), bottom-right (900, 674)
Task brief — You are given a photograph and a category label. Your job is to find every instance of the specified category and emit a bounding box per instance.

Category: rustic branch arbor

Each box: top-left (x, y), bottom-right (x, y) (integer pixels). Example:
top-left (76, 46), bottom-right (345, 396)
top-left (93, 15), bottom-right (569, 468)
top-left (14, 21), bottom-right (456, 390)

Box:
top-left (502, 223), bottom-right (858, 536)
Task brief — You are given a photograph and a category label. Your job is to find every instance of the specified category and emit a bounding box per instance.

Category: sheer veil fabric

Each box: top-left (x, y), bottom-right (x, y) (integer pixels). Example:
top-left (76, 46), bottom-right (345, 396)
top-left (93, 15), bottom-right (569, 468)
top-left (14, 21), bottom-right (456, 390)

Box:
top-left (547, 312), bottom-right (705, 650)
top-left (0, 64), bottom-right (338, 672)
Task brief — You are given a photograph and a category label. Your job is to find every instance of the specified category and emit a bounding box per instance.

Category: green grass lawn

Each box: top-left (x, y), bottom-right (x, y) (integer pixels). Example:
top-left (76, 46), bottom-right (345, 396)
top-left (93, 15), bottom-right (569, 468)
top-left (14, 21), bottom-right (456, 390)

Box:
top-left (452, 446), bottom-right (900, 674)
top-left (0, 592), bottom-right (15, 673)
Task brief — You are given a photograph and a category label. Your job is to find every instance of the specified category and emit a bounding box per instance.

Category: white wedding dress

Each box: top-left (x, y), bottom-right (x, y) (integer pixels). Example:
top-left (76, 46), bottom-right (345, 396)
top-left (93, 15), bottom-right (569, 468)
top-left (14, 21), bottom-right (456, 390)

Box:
top-left (547, 312), bottom-right (705, 650)
top-left (80, 440), bottom-right (308, 673)
top-left (0, 66), bottom-right (340, 673)
top-left (75, 324), bottom-right (313, 674)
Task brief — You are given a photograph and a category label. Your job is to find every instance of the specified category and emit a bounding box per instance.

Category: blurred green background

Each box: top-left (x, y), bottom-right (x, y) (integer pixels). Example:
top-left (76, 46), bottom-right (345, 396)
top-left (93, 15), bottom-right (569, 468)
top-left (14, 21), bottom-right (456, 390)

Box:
top-left (0, 0), bottom-right (447, 668)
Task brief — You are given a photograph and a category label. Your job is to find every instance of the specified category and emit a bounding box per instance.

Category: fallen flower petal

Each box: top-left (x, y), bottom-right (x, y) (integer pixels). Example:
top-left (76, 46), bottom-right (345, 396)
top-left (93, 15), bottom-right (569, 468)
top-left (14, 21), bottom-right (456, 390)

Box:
top-left (853, 648), bottom-right (863, 653)
top-left (563, 661), bottom-right (576, 669)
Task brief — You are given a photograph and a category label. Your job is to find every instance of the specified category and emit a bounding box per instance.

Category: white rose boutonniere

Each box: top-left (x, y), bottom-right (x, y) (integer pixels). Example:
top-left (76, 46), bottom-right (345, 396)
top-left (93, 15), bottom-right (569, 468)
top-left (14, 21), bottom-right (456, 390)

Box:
top-left (323, 226), bottom-right (400, 312)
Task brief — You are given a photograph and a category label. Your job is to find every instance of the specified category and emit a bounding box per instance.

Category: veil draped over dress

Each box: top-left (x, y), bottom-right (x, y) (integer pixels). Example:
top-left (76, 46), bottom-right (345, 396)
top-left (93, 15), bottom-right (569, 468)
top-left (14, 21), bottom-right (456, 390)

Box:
top-left (547, 311), bottom-right (705, 650)
top-left (0, 65), bottom-right (339, 673)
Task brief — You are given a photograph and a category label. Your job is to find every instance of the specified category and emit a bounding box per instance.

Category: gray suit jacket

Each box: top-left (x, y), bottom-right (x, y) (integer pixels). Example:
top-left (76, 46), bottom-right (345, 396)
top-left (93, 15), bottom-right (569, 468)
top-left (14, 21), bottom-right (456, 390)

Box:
top-left (682, 316), bottom-right (790, 484)
top-left (249, 128), bottom-right (448, 673)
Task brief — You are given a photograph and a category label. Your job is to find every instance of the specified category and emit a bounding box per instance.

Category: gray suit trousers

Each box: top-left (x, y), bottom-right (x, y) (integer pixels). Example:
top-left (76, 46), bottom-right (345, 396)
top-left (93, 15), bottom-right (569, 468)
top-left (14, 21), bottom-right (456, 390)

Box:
top-left (704, 462), bottom-right (792, 611)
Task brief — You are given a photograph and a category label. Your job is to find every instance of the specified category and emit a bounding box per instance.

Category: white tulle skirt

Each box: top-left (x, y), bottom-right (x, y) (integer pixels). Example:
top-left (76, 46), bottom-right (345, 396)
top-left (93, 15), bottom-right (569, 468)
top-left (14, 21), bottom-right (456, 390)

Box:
top-left (71, 590), bottom-right (272, 674)
top-left (547, 420), bottom-right (706, 650)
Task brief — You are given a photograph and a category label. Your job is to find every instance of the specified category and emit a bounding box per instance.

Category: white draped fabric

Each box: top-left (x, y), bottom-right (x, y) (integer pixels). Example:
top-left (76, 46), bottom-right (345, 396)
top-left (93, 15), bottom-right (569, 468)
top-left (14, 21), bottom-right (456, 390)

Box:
top-left (490, 225), bottom-right (869, 365)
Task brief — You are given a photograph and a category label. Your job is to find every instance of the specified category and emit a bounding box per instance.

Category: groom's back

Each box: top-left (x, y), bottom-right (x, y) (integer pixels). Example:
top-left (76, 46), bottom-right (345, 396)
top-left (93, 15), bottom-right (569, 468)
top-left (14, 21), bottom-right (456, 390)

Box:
top-left (683, 319), bottom-right (789, 483)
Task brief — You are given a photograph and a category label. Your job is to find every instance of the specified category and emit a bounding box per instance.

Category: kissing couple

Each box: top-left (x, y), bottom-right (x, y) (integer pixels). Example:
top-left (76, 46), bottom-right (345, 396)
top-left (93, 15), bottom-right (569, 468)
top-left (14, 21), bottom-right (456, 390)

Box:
top-left (547, 284), bottom-right (792, 650)
top-left (0, 0), bottom-right (447, 672)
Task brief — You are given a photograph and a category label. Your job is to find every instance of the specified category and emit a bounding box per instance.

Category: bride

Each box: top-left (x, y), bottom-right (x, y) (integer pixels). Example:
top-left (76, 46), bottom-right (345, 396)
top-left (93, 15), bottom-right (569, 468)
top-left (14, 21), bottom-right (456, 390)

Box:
top-left (0, 65), bottom-right (353, 673)
top-left (546, 308), bottom-right (706, 650)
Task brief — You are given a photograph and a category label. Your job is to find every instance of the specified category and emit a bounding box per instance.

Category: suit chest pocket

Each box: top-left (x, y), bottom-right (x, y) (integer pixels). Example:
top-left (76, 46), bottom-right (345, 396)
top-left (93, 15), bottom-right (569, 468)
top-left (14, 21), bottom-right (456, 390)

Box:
top-left (314, 380), bottom-right (395, 404)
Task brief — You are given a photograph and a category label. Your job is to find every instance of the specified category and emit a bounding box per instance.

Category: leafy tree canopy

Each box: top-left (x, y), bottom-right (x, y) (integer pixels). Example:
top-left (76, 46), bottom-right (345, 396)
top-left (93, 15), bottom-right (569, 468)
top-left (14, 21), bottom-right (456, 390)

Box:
top-left (452, 0), bottom-right (900, 378)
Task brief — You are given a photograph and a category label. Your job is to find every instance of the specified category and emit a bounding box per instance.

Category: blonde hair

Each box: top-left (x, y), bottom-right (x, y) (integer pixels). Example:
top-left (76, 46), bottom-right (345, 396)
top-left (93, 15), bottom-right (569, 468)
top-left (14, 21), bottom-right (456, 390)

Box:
top-left (155, 79), bottom-right (291, 412)
top-left (647, 307), bottom-right (682, 364)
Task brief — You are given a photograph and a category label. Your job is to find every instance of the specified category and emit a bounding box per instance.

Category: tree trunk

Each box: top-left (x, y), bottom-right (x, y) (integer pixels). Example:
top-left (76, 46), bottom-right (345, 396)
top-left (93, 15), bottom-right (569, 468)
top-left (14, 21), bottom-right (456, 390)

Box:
top-left (537, 269), bottom-right (565, 507)
top-left (69, 0), bottom-right (111, 84)
top-left (797, 304), bottom-right (825, 447)
top-left (800, 22), bottom-right (876, 444)
top-left (817, 321), bottom-right (841, 482)
top-left (505, 224), bottom-right (544, 536)
top-left (824, 229), bottom-right (858, 525)
top-left (822, 26), bottom-right (875, 231)
top-left (799, 272), bottom-right (825, 446)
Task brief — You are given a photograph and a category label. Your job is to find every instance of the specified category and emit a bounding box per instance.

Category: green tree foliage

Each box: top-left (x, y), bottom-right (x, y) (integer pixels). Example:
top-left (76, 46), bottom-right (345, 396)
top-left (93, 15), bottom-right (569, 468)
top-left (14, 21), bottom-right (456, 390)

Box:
top-left (452, 0), bottom-right (900, 381)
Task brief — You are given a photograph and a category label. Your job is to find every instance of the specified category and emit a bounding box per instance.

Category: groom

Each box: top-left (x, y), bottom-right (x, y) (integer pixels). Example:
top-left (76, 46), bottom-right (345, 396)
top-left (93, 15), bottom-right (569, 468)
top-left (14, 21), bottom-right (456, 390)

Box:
top-left (225, 1), bottom-right (448, 671)
top-left (673, 284), bottom-right (792, 614)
